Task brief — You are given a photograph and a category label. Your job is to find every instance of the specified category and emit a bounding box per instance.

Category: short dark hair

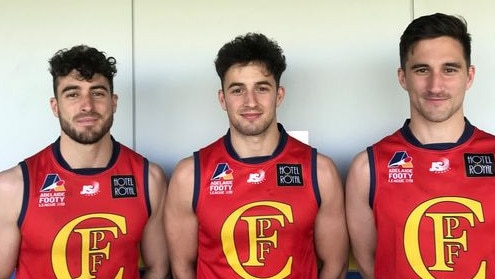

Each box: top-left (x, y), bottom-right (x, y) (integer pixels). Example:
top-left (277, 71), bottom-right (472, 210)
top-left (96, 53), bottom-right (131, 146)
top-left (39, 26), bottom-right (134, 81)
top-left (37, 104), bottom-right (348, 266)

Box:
top-left (214, 33), bottom-right (286, 88)
top-left (399, 13), bottom-right (471, 70)
top-left (49, 45), bottom-right (117, 96)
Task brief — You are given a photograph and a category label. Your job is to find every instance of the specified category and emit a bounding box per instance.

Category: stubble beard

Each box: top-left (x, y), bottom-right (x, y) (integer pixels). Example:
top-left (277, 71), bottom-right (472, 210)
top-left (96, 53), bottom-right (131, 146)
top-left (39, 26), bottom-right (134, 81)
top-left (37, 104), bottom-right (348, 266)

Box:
top-left (231, 116), bottom-right (273, 137)
top-left (59, 113), bottom-right (113, 145)
top-left (419, 102), bottom-right (462, 123)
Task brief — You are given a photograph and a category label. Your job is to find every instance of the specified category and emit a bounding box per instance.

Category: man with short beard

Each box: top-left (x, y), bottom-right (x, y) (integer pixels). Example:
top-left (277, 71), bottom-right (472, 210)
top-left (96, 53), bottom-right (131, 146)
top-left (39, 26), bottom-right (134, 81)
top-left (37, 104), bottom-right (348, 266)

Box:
top-left (0, 45), bottom-right (169, 279)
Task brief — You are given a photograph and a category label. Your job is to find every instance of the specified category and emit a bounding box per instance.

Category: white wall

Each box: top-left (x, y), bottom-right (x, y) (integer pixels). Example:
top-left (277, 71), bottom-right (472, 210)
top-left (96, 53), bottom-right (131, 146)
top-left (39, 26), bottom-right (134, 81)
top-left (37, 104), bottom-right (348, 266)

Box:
top-left (1, 0), bottom-right (494, 179)
top-left (133, 0), bottom-right (411, 176)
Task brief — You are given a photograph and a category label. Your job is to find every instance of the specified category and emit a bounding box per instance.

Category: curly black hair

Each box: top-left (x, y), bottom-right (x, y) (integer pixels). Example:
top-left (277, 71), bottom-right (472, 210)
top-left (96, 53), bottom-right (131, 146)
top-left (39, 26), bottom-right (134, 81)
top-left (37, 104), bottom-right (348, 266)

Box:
top-left (49, 45), bottom-right (117, 96)
top-left (215, 33), bottom-right (286, 89)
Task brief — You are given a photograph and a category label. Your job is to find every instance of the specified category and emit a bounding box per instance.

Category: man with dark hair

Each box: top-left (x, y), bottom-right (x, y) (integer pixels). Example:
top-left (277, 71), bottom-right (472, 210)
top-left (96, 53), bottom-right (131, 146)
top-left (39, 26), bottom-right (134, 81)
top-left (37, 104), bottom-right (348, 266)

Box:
top-left (165, 33), bottom-right (348, 278)
top-left (0, 45), bottom-right (169, 278)
top-left (346, 13), bottom-right (495, 278)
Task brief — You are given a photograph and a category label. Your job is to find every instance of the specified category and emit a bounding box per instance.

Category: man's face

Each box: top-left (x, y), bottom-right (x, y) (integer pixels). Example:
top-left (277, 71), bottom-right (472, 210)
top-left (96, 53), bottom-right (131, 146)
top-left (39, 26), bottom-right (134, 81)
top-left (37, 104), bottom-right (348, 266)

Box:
top-left (51, 69), bottom-right (118, 144)
top-left (218, 62), bottom-right (284, 137)
top-left (398, 36), bottom-right (475, 123)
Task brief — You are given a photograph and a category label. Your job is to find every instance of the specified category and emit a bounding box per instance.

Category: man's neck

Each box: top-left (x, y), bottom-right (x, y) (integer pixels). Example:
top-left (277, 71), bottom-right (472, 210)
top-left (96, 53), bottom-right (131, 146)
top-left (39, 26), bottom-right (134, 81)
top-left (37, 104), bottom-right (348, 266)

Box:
top-left (229, 124), bottom-right (280, 159)
top-left (408, 115), bottom-right (466, 144)
top-left (59, 133), bottom-right (113, 169)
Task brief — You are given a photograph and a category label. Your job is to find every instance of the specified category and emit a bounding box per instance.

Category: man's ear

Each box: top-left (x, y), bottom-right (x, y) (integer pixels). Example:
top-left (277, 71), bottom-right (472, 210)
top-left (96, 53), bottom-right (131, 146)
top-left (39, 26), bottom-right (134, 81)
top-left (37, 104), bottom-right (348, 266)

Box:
top-left (276, 86), bottom-right (285, 107)
top-left (50, 97), bottom-right (59, 118)
top-left (218, 89), bottom-right (227, 111)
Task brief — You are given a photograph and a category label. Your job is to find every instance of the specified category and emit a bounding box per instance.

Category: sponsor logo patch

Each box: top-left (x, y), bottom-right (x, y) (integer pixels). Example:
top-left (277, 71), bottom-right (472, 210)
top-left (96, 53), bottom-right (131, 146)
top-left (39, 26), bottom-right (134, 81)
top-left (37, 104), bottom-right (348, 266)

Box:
top-left (387, 151), bottom-right (414, 183)
top-left (464, 153), bottom-right (495, 177)
top-left (39, 173), bottom-right (66, 207)
top-left (277, 164), bottom-right (303, 186)
top-left (111, 175), bottom-right (137, 198)
top-left (80, 181), bottom-right (100, 196)
top-left (429, 158), bottom-right (451, 174)
top-left (247, 169), bottom-right (266, 184)
top-left (209, 163), bottom-right (234, 195)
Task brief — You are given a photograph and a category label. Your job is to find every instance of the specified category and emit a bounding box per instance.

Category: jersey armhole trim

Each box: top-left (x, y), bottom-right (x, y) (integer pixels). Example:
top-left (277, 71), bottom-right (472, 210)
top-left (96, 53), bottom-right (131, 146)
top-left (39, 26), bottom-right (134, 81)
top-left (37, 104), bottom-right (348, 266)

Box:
top-left (311, 148), bottom-right (321, 207)
top-left (18, 161), bottom-right (30, 228)
top-left (366, 146), bottom-right (376, 209)
top-left (192, 151), bottom-right (200, 212)
top-left (143, 158), bottom-right (151, 217)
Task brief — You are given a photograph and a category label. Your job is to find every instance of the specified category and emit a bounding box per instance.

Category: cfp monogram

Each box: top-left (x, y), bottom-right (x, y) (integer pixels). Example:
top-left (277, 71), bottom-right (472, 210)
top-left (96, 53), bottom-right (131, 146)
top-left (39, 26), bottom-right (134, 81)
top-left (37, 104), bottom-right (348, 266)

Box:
top-left (221, 201), bottom-right (294, 279)
top-left (52, 213), bottom-right (127, 279)
top-left (404, 197), bottom-right (486, 278)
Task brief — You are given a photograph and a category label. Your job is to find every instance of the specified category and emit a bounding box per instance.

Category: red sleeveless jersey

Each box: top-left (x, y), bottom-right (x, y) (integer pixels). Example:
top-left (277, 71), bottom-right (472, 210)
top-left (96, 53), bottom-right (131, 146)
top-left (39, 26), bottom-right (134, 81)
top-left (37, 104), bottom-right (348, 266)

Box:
top-left (194, 125), bottom-right (320, 278)
top-left (370, 121), bottom-right (495, 278)
top-left (16, 138), bottom-right (150, 279)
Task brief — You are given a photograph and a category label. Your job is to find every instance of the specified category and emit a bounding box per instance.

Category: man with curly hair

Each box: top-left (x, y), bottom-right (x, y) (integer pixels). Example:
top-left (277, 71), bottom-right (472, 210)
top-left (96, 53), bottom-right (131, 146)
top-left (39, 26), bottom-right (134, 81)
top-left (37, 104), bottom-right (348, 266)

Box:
top-left (0, 45), bottom-right (169, 279)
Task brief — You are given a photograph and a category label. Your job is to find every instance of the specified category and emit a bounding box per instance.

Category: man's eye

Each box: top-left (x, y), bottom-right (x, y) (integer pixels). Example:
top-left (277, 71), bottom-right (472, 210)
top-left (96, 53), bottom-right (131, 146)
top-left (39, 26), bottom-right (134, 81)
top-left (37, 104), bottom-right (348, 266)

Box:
top-left (231, 88), bottom-right (242, 94)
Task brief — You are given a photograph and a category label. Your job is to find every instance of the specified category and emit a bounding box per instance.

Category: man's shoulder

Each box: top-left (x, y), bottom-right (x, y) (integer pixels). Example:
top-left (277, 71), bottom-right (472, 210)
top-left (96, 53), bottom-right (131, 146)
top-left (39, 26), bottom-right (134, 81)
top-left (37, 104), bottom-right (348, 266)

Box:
top-left (0, 165), bottom-right (24, 202)
top-left (117, 142), bottom-right (147, 159)
top-left (473, 126), bottom-right (495, 139)
top-left (0, 165), bottom-right (23, 182)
